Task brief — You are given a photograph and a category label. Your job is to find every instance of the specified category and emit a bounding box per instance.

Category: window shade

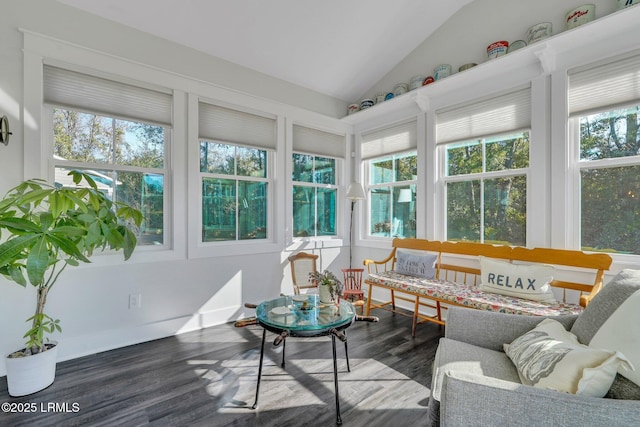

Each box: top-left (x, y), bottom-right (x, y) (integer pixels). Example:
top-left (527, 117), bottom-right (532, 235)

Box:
top-left (436, 87), bottom-right (531, 144)
top-left (361, 120), bottom-right (417, 160)
top-left (292, 125), bottom-right (345, 158)
top-left (568, 52), bottom-right (640, 117)
top-left (199, 102), bottom-right (276, 149)
top-left (43, 65), bottom-right (172, 126)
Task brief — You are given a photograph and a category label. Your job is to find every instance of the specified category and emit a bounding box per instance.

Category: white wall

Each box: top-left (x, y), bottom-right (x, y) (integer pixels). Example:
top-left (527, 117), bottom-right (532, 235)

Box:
top-left (362, 0), bottom-right (617, 101)
top-left (0, 0), bottom-right (351, 377)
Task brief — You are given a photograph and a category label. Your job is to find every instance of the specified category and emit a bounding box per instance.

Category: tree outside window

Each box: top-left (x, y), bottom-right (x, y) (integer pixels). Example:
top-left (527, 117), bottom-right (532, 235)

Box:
top-left (200, 141), bottom-right (269, 242)
top-left (444, 132), bottom-right (529, 245)
top-left (52, 108), bottom-right (166, 246)
top-left (292, 153), bottom-right (337, 237)
top-left (579, 106), bottom-right (640, 254)
top-left (367, 152), bottom-right (417, 238)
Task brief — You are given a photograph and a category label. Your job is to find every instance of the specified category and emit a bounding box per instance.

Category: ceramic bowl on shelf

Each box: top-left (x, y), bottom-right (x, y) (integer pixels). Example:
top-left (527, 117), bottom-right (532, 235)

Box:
top-left (617, 0), bottom-right (639, 9)
top-left (487, 41), bottom-right (509, 59)
top-left (507, 40), bottom-right (527, 53)
top-left (434, 64), bottom-right (452, 81)
top-left (565, 4), bottom-right (595, 30)
top-left (526, 22), bottom-right (552, 44)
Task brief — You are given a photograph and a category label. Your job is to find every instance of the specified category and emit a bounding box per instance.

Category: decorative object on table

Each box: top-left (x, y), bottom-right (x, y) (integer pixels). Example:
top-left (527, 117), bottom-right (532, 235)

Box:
top-left (487, 41), bottom-right (509, 59)
top-left (458, 63), bottom-right (477, 72)
top-left (617, 0), bottom-right (639, 9)
top-left (359, 98), bottom-right (374, 110)
top-left (347, 103), bottom-right (359, 115)
top-left (409, 75), bottom-right (426, 91)
top-left (434, 64), bottom-right (452, 81)
top-left (310, 270), bottom-right (343, 303)
top-left (345, 182), bottom-right (366, 268)
top-left (0, 171), bottom-right (142, 397)
top-left (422, 76), bottom-right (435, 85)
top-left (507, 40), bottom-right (527, 53)
top-left (393, 83), bottom-right (409, 96)
top-left (566, 4), bottom-right (595, 29)
top-left (526, 22), bottom-right (553, 44)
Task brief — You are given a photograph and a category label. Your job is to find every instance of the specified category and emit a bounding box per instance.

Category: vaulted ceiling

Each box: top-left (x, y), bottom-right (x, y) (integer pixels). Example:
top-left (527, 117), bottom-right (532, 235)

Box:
top-left (57, 0), bottom-right (474, 102)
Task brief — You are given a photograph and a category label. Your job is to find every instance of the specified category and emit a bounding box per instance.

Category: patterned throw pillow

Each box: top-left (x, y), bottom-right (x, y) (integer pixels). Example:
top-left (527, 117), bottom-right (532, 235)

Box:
top-left (504, 318), bottom-right (632, 397)
top-left (395, 249), bottom-right (437, 279)
top-left (479, 257), bottom-right (556, 303)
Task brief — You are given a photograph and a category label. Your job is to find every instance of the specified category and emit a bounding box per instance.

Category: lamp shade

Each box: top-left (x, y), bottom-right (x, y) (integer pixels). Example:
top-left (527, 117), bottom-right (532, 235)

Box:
top-left (346, 182), bottom-right (365, 200)
top-left (398, 188), bottom-right (412, 203)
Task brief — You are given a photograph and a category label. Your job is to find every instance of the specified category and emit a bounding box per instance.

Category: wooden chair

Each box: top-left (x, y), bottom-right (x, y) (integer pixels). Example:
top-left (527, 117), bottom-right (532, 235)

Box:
top-left (288, 252), bottom-right (319, 295)
top-left (342, 268), bottom-right (365, 313)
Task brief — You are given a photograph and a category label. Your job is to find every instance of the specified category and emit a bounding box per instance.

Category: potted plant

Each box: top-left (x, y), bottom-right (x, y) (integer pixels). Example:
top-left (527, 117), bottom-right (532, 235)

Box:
top-left (0, 171), bottom-right (142, 396)
top-left (309, 270), bottom-right (343, 304)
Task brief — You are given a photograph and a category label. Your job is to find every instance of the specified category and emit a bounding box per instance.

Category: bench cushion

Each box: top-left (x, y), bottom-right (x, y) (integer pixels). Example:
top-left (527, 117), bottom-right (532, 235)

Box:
top-left (367, 271), bottom-right (584, 316)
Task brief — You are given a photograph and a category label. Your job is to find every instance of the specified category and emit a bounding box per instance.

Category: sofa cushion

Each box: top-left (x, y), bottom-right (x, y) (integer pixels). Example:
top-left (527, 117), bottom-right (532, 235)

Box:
top-left (479, 257), bottom-right (556, 303)
top-left (571, 269), bottom-right (640, 391)
top-left (395, 249), bottom-right (437, 278)
top-left (505, 318), bottom-right (631, 397)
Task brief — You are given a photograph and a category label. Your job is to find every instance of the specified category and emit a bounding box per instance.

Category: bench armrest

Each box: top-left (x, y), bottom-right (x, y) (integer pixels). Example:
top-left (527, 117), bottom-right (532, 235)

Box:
top-left (445, 307), bottom-right (578, 351)
top-left (363, 248), bottom-right (396, 274)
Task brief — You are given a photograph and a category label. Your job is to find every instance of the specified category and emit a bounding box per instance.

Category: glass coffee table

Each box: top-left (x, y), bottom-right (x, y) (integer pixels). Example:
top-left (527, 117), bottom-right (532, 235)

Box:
top-left (252, 295), bottom-right (356, 425)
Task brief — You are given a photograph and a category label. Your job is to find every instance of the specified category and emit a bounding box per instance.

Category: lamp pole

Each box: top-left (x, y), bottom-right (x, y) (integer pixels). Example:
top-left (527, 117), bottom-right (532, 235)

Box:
top-left (345, 182), bottom-right (365, 269)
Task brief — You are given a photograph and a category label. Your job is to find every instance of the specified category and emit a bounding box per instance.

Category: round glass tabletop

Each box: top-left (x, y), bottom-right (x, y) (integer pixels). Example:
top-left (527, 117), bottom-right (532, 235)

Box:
top-left (256, 295), bottom-right (355, 334)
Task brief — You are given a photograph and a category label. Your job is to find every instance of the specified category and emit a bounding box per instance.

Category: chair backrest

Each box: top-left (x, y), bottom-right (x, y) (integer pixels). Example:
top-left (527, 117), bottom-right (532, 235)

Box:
top-left (342, 268), bottom-right (363, 291)
top-left (288, 252), bottom-right (319, 295)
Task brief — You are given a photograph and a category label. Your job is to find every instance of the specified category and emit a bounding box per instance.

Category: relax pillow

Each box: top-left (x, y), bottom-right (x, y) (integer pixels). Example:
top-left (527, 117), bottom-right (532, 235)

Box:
top-left (504, 318), bottom-right (633, 397)
top-left (395, 249), bottom-right (437, 279)
top-left (479, 257), bottom-right (556, 303)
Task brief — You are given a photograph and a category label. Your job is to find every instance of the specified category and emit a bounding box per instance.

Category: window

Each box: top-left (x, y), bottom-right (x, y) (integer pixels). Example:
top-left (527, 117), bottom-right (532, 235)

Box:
top-left (569, 52), bottom-right (640, 255)
top-left (291, 125), bottom-right (345, 238)
top-left (292, 154), bottom-right (337, 237)
top-left (200, 142), bottom-right (269, 241)
top-left (362, 120), bottom-right (418, 239)
top-left (436, 87), bottom-right (531, 245)
top-left (443, 132), bottom-right (529, 245)
top-left (44, 66), bottom-right (171, 247)
top-left (198, 102), bottom-right (276, 243)
top-left (368, 152), bottom-right (417, 238)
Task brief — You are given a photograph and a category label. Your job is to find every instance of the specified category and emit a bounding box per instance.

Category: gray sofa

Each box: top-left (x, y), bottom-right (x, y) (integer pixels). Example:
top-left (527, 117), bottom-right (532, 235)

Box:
top-left (428, 270), bottom-right (640, 427)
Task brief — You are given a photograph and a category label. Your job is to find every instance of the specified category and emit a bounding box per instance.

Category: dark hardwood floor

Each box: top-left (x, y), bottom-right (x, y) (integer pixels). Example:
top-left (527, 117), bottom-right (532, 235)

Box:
top-left (1, 308), bottom-right (444, 426)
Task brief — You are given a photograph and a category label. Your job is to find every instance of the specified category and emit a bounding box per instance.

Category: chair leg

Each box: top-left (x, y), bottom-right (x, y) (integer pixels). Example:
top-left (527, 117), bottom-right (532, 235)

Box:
top-left (281, 337), bottom-right (286, 368)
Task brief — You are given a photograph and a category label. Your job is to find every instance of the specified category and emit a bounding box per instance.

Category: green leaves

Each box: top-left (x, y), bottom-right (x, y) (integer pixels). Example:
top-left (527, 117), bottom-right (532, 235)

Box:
top-left (0, 171), bottom-right (143, 349)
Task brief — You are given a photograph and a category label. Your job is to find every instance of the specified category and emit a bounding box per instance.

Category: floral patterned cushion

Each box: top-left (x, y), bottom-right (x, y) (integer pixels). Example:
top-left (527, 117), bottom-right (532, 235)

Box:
top-left (366, 271), bottom-right (584, 316)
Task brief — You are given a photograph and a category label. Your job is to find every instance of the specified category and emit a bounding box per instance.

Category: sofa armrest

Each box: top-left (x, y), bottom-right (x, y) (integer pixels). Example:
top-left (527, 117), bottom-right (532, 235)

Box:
top-left (440, 370), bottom-right (640, 427)
top-left (445, 307), bottom-right (578, 352)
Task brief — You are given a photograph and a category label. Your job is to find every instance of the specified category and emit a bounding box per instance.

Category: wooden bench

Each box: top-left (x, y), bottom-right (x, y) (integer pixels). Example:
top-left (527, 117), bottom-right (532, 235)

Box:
top-left (363, 239), bottom-right (613, 336)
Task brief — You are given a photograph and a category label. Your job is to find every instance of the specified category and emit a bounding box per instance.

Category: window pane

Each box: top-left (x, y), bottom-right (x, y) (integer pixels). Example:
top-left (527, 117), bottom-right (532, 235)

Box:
top-left (237, 147), bottom-right (267, 178)
top-left (580, 107), bottom-right (640, 161)
top-left (292, 153), bottom-right (313, 182)
top-left (395, 155), bottom-right (417, 181)
top-left (581, 165), bottom-right (640, 254)
top-left (447, 180), bottom-right (481, 241)
top-left (293, 186), bottom-right (315, 237)
top-left (484, 176), bottom-right (526, 246)
top-left (315, 157), bottom-right (336, 185)
top-left (393, 185), bottom-right (416, 238)
top-left (202, 177), bottom-right (236, 241)
top-left (115, 120), bottom-right (165, 168)
top-left (316, 187), bottom-right (336, 236)
top-left (485, 133), bottom-right (530, 172)
top-left (53, 109), bottom-right (112, 163)
top-left (238, 181), bottom-right (267, 239)
top-left (370, 187), bottom-right (391, 236)
top-left (200, 142), bottom-right (235, 174)
top-left (447, 141), bottom-right (482, 176)
top-left (370, 158), bottom-right (394, 185)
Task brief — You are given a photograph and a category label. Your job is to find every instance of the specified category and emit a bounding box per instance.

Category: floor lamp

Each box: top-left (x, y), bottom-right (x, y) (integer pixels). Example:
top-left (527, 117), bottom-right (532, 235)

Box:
top-left (346, 182), bottom-right (365, 269)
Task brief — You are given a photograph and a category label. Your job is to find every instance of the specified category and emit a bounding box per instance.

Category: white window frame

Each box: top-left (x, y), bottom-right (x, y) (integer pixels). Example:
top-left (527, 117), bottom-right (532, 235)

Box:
top-left (199, 140), bottom-right (274, 243)
top-left (441, 131), bottom-right (530, 245)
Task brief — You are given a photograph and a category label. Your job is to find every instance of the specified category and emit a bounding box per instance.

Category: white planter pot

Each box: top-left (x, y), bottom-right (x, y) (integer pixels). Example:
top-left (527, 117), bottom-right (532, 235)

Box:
top-left (319, 284), bottom-right (333, 304)
top-left (5, 342), bottom-right (58, 397)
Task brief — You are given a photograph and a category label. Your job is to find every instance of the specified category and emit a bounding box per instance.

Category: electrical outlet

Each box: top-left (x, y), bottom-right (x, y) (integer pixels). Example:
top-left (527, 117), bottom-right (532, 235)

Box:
top-left (128, 293), bottom-right (141, 309)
